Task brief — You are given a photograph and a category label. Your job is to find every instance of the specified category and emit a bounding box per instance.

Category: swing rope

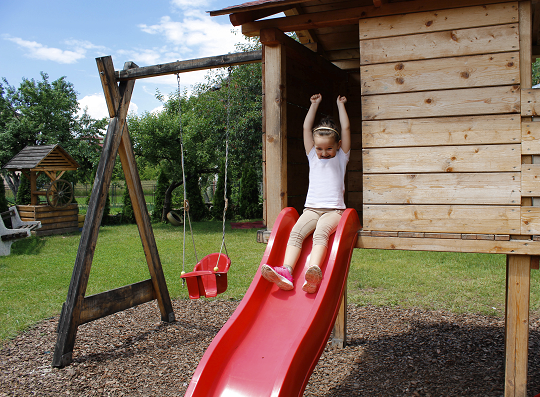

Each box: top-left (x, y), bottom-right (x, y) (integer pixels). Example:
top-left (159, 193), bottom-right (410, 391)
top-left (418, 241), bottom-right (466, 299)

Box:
top-left (177, 73), bottom-right (198, 282)
top-left (216, 66), bottom-right (233, 267)
top-left (177, 66), bottom-right (232, 279)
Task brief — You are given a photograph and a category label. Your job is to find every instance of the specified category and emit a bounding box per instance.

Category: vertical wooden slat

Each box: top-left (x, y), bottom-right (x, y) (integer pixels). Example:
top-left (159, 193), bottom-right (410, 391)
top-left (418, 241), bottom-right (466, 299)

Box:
top-left (261, 47), bottom-right (267, 225)
top-left (263, 41), bottom-right (287, 229)
top-left (505, 254), bottom-right (531, 397)
top-left (519, 1), bottom-right (532, 89)
top-left (332, 283), bottom-right (347, 348)
top-left (30, 171), bottom-right (38, 205)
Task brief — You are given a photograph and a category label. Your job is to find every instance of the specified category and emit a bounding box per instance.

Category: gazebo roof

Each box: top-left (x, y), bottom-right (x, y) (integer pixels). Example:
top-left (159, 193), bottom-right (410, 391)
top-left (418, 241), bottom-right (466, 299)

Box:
top-left (2, 144), bottom-right (79, 172)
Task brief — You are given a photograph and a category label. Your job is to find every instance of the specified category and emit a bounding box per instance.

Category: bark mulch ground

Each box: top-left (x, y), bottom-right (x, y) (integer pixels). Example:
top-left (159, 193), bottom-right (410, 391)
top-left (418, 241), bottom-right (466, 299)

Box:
top-left (1, 299), bottom-right (540, 396)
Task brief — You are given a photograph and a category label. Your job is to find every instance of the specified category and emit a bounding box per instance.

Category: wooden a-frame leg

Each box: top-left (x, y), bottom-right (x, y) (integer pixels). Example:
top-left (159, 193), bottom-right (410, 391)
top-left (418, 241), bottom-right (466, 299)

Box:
top-left (52, 115), bottom-right (128, 367)
top-left (53, 57), bottom-right (174, 368)
top-left (504, 254), bottom-right (531, 397)
top-left (118, 127), bottom-right (175, 322)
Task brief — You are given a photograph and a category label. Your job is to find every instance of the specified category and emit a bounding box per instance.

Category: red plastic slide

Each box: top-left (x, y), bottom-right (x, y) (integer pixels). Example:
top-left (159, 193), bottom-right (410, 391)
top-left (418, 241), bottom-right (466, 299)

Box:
top-left (184, 207), bottom-right (361, 397)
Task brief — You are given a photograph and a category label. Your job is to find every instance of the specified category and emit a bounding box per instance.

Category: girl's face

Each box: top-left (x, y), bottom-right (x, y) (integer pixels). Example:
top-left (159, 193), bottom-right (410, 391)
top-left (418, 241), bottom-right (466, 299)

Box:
top-left (313, 135), bottom-right (341, 159)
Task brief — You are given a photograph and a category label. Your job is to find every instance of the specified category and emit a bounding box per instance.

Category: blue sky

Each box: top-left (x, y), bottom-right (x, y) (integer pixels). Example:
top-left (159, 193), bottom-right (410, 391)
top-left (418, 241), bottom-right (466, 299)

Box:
top-left (0, 0), bottom-right (252, 120)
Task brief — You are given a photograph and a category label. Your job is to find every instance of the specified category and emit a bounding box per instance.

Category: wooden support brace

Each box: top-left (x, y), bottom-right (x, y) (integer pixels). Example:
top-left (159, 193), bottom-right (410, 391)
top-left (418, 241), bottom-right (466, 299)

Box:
top-left (504, 254), bottom-right (531, 397)
top-left (332, 283), bottom-right (347, 348)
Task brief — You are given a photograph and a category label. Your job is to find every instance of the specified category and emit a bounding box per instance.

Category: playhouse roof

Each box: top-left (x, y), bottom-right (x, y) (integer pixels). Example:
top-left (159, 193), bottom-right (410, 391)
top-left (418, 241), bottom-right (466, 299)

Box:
top-left (210, 0), bottom-right (378, 71)
top-left (2, 144), bottom-right (79, 172)
top-left (210, 0), bottom-right (540, 66)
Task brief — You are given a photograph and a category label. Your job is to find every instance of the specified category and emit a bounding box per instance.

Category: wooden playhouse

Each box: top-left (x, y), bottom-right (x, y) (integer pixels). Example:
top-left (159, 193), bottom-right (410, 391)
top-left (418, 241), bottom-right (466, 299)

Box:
top-left (2, 144), bottom-right (79, 236)
top-left (211, 0), bottom-right (540, 395)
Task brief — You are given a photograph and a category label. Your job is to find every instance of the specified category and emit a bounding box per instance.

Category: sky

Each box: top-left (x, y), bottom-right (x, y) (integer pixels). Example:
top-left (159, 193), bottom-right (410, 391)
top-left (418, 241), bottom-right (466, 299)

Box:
top-left (0, 0), bottom-right (254, 120)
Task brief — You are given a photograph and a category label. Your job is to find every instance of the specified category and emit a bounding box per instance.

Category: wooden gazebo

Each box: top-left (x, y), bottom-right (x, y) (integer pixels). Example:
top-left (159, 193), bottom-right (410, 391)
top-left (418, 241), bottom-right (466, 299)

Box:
top-left (2, 144), bottom-right (80, 236)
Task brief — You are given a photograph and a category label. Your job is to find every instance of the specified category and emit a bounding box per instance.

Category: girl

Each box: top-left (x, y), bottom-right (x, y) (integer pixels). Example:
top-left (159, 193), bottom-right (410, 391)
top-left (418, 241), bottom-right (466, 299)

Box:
top-left (261, 93), bottom-right (351, 293)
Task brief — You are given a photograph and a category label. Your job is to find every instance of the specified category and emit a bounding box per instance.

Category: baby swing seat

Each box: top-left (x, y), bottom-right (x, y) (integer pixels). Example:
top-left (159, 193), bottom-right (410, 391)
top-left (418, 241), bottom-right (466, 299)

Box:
top-left (181, 253), bottom-right (231, 299)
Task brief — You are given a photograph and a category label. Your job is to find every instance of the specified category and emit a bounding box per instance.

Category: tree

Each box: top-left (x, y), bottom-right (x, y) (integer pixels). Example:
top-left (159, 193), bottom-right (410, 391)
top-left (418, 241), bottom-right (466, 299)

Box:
top-left (186, 175), bottom-right (208, 222)
top-left (533, 58), bottom-right (540, 86)
top-left (0, 73), bottom-right (106, 197)
top-left (212, 161), bottom-right (232, 220)
top-left (153, 169), bottom-right (168, 221)
top-left (239, 164), bottom-right (262, 219)
top-left (121, 185), bottom-right (135, 224)
top-left (15, 173), bottom-right (31, 205)
top-left (127, 39), bottom-right (263, 221)
top-left (0, 177), bottom-right (8, 213)
top-left (128, 94), bottom-right (218, 221)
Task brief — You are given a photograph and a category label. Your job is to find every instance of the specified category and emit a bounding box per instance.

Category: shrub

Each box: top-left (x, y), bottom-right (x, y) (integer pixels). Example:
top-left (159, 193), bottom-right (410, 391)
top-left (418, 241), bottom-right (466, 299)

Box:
top-left (15, 174), bottom-right (32, 205)
top-left (121, 185), bottom-right (135, 223)
top-left (0, 178), bottom-right (8, 212)
top-left (239, 164), bottom-right (262, 219)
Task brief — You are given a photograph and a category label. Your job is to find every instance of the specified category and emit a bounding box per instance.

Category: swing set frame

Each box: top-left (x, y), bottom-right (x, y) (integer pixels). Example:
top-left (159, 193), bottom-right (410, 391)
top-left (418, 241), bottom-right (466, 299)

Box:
top-left (52, 50), bottom-right (261, 368)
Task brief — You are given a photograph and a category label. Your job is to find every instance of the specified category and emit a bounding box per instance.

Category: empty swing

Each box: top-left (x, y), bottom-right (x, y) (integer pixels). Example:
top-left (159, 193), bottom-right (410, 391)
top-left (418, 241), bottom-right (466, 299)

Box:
top-left (178, 69), bottom-right (232, 300)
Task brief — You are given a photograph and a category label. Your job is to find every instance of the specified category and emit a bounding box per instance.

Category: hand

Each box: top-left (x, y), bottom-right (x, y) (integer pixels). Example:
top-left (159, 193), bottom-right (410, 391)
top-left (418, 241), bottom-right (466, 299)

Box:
top-left (337, 95), bottom-right (347, 105)
top-left (310, 93), bottom-right (322, 104)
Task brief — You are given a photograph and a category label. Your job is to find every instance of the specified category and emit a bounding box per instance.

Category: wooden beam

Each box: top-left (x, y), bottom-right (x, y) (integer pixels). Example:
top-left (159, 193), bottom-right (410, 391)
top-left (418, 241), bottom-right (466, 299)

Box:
top-left (358, 235), bottom-right (540, 255)
top-left (260, 27), bottom-right (345, 80)
top-left (79, 279), bottom-right (155, 325)
top-left (284, 7), bottom-right (318, 47)
top-left (373, 0), bottom-right (387, 7)
top-left (115, 51), bottom-right (262, 82)
top-left (230, 5), bottom-right (295, 26)
top-left (241, 0), bottom-right (514, 36)
top-left (209, 0), bottom-right (310, 17)
top-left (505, 254), bottom-right (531, 397)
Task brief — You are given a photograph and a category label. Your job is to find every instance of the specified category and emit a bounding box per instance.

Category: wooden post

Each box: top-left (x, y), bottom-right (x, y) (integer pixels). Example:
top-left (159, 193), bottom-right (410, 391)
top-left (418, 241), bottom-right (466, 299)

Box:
top-left (52, 57), bottom-right (174, 368)
top-left (332, 282), bottom-right (347, 348)
top-left (29, 171), bottom-right (38, 205)
top-left (118, 126), bottom-right (174, 321)
top-left (262, 33), bottom-right (287, 229)
top-left (504, 254), bottom-right (531, 397)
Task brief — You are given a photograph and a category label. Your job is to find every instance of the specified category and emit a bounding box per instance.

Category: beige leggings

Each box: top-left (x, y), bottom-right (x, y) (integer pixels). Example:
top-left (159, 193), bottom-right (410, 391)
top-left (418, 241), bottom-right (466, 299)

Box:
top-left (287, 208), bottom-right (344, 249)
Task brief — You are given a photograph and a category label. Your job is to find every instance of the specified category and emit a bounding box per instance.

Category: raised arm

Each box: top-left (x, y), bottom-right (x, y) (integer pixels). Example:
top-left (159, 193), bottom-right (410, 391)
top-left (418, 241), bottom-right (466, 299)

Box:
top-left (303, 94), bottom-right (322, 154)
top-left (337, 95), bottom-right (350, 154)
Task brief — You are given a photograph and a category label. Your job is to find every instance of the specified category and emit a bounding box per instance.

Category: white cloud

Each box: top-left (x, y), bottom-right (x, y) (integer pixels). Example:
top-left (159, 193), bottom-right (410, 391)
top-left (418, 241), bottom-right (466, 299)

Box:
top-left (78, 93), bottom-right (109, 119)
top-left (171, 0), bottom-right (209, 10)
top-left (3, 35), bottom-right (85, 64)
top-left (117, 47), bottom-right (165, 67)
top-left (150, 104), bottom-right (165, 114)
top-left (78, 93), bottom-right (139, 119)
top-left (138, 12), bottom-right (247, 60)
top-left (2, 35), bottom-right (107, 64)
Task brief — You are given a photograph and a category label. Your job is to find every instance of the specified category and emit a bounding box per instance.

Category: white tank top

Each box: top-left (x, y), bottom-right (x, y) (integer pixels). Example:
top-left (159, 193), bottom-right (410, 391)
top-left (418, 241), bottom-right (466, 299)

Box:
top-left (304, 147), bottom-right (350, 210)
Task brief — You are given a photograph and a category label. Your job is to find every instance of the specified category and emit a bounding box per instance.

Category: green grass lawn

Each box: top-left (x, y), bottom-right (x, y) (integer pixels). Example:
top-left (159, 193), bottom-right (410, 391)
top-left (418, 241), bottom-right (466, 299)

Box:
top-left (1, 222), bottom-right (540, 342)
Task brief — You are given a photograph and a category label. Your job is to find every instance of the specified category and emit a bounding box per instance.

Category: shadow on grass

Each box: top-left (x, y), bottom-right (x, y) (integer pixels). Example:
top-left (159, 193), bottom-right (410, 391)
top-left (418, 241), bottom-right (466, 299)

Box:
top-left (10, 236), bottom-right (47, 256)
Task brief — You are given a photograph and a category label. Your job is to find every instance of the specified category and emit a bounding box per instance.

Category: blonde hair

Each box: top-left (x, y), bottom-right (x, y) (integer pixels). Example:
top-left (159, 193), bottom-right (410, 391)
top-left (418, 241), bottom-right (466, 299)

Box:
top-left (313, 117), bottom-right (340, 142)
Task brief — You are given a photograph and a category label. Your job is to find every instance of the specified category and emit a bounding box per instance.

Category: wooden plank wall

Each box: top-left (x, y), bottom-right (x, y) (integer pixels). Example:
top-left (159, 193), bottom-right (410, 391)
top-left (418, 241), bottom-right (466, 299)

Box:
top-left (346, 72), bottom-right (362, 212)
top-left (17, 204), bottom-right (79, 236)
top-left (360, 2), bottom-right (523, 235)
